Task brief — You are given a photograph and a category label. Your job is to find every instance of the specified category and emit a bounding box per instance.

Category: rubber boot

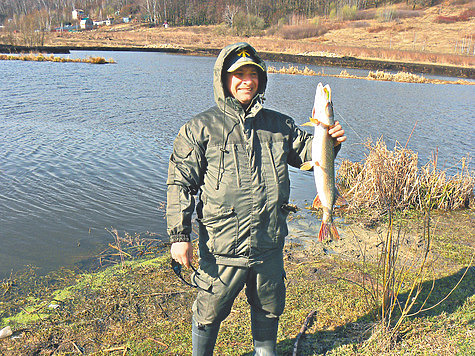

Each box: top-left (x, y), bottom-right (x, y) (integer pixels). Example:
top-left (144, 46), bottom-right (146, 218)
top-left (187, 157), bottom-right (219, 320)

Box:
top-left (251, 309), bottom-right (279, 356)
top-left (192, 317), bottom-right (220, 356)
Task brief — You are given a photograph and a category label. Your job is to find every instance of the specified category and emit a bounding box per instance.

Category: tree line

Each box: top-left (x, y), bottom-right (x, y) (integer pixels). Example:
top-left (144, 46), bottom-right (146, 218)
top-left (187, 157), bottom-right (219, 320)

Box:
top-left (0, 0), bottom-right (435, 31)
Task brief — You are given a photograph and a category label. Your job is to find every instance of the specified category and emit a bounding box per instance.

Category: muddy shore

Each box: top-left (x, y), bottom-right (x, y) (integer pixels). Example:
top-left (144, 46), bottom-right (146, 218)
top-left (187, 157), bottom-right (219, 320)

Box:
top-left (1, 43), bottom-right (474, 79)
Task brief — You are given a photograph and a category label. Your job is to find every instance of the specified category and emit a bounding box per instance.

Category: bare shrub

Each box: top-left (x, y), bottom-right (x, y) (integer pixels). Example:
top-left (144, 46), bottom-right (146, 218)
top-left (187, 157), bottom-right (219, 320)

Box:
top-left (279, 24), bottom-right (328, 40)
top-left (367, 25), bottom-right (386, 33)
top-left (354, 9), bottom-right (378, 20)
top-left (436, 15), bottom-right (459, 23)
top-left (393, 10), bottom-right (423, 19)
top-left (232, 12), bottom-right (265, 37)
top-left (436, 9), bottom-right (474, 23)
top-left (341, 5), bottom-right (358, 20)
top-left (351, 21), bottom-right (370, 28)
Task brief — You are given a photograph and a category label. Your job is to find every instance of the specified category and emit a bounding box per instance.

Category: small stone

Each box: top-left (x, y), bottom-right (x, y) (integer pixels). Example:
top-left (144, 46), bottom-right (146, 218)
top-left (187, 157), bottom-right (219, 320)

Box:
top-left (0, 326), bottom-right (12, 339)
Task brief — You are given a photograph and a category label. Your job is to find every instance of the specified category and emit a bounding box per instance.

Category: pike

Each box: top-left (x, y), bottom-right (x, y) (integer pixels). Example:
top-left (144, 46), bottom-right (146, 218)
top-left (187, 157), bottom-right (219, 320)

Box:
top-left (300, 83), bottom-right (346, 241)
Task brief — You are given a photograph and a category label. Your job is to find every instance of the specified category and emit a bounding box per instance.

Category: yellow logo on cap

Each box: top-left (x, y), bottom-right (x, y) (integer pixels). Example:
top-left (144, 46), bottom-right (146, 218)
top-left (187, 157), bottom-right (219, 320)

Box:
top-left (237, 49), bottom-right (250, 58)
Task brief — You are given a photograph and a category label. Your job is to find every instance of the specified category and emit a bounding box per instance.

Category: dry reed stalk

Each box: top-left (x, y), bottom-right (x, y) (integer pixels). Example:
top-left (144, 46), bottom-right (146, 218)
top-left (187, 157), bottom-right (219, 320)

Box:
top-left (341, 138), bottom-right (419, 212)
top-left (338, 139), bottom-right (474, 213)
top-left (419, 155), bottom-right (474, 210)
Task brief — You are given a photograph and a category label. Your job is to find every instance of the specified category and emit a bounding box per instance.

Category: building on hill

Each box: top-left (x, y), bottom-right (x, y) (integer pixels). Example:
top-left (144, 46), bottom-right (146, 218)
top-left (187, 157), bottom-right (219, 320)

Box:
top-left (72, 9), bottom-right (85, 20)
top-left (80, 18), bottom-right (93, 30)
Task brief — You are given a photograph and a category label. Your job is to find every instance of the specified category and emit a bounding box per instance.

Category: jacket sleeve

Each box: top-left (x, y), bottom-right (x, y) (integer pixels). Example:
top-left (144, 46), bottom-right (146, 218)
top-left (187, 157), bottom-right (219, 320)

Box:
top-left (166, 124), bottom-right (205, 243)
top-left (286, 118), bottom-right (313, 168)
top-left (286, 118), bottom-right (341, 168)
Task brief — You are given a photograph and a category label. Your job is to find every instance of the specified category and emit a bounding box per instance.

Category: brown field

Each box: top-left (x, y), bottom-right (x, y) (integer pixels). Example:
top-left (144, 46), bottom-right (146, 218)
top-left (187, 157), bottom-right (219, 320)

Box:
top-left (40, 2), bottom-right (475, 67)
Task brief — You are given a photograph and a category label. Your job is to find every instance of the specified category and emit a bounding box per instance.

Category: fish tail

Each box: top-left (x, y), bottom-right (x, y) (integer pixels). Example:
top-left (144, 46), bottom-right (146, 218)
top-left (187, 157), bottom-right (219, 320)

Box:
top-left (318, 221), bottom-right (340, 242)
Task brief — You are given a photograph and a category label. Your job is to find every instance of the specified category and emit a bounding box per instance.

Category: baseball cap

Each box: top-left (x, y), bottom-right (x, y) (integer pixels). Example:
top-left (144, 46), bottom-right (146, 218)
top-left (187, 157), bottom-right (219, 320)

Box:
top-left (226, 49), bottom-right (265, 73)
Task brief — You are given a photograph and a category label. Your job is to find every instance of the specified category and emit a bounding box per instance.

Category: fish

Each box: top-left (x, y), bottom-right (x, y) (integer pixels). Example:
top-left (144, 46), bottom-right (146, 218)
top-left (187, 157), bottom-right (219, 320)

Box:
top-left (300, 83), bottom-right (346, 242)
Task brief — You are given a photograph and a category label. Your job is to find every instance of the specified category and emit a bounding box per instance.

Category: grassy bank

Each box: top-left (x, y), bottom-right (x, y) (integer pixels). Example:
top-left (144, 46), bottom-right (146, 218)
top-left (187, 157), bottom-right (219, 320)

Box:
top-left (0, 210), bottom-right (473, 355)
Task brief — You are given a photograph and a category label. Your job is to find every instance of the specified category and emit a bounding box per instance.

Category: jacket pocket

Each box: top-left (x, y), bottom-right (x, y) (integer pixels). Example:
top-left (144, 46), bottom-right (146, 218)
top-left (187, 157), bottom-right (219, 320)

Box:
top-left (191, 270), bottom-right (214, 293)
top-left (200, 206), bottom-right (238, 256)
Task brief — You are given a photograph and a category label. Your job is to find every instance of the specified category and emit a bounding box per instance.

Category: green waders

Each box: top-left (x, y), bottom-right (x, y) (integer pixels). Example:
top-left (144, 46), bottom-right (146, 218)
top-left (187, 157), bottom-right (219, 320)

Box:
top-left (191, 254), bottom-right (285, 355)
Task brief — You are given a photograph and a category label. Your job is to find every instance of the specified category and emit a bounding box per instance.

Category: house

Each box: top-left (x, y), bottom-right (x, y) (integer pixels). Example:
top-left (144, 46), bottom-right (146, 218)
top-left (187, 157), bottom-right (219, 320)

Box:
top-left (122, 17), bottom-right (131, 23)
top-left (53, 24), bottom-right (78, 32)
top-left (80, 18), bottom-right (93, 30)
top-left (72, 9), bottom-right (85, 20)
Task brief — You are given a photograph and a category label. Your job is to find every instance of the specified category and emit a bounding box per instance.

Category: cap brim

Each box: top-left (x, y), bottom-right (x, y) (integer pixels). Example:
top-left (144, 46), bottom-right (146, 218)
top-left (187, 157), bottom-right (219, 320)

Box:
top-left (227, 61), bottom-right (265, 73)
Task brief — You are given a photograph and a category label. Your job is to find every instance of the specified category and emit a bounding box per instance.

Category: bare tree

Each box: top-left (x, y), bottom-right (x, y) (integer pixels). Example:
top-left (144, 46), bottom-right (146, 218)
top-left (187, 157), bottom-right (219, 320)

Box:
top-left (223, 4), bottom-right (239, 26)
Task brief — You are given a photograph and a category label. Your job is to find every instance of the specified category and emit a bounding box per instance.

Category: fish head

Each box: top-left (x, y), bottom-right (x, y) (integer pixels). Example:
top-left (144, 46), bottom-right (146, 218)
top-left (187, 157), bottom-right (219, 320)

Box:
top-left (313, 83), bottom-right (334, 126)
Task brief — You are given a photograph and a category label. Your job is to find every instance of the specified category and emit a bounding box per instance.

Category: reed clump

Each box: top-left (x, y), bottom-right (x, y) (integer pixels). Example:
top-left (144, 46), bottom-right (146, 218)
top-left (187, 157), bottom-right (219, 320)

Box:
top-left (368, 70), bottom-right (426, 83)
top-left (338, 139), bottom-right (474, 213)
top-left (0, 53), bottom-right (114, 64)
top-left (267, 65), bottom-right (474, 85)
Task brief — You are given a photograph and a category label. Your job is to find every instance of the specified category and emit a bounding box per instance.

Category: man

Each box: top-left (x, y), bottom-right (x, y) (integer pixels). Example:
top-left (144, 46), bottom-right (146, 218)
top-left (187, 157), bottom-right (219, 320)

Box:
top-left (167, 42), bottom-right (346, 355)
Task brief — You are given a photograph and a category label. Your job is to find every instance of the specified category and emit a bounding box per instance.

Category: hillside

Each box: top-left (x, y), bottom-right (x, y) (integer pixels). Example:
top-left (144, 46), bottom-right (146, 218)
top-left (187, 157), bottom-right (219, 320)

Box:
top-left (40, 2), bottom-right (475, 68)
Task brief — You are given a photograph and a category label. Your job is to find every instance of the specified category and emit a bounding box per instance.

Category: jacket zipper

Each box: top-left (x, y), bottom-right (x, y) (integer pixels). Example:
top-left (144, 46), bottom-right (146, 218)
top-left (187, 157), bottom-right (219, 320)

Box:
top-left (232, 144), bottom-right (241, 188)
top-left (266, 142), bottom-right (278, 183)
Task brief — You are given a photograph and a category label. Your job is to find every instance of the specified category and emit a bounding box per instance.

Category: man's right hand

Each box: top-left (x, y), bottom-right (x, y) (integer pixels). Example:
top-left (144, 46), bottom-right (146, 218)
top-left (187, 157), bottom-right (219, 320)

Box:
top-left (170, 241), bottom-right (193, 268)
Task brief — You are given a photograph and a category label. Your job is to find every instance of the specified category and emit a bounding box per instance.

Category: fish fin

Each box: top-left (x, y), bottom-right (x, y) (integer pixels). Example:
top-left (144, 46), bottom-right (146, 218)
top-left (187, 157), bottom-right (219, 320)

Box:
top-left (310, 116), bottom-right (320, 125)
top-left (323, 84), bottom-right (332, 102)
top-left (334, 187), bottom-right (348, 207)
top-left (318, 222), bottom-right (340, 242)
top-left (302, 117), bottom-right (319, 126)
top-left (312, 195), bottom-right (322, 209)
top-left (330, 224), bottom-right (340, 240)
top-left (318, 222), bottom-right (328, 242)
top-left (300, 161), bottom-right (316, 170)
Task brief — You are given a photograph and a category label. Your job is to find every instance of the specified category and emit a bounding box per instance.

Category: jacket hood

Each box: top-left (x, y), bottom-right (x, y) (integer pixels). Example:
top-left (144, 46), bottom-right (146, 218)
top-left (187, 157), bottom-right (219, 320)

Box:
top-left (213, 42), bottom-right (267, 111)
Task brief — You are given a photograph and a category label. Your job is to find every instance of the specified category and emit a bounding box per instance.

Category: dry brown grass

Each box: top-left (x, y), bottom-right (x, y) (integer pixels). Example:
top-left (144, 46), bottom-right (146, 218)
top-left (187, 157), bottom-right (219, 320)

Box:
top-left (0, 53), bottom-right (114, 64)
top-left (267, 65), bottom-right (474, 85)
top-left (337, 139), bottom-right (474, 213)
top-left (367, 70), bottom-right (427, 83)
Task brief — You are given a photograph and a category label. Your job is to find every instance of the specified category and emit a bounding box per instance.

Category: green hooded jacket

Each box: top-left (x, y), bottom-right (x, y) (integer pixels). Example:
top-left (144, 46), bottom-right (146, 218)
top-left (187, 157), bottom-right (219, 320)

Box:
top-left (166, 42), bottom-right (315, 266)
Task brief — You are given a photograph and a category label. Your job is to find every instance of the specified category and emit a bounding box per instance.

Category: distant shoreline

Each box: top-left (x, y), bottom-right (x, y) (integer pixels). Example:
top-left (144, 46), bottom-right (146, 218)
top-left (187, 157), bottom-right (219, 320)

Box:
top-left (1, 43), bottom-right (474, 79)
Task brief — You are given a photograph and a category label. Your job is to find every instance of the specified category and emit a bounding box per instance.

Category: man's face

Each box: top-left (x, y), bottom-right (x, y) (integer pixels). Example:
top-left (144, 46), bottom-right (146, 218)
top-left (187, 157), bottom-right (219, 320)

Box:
top-left (226, 65), bottom-right (259, 107)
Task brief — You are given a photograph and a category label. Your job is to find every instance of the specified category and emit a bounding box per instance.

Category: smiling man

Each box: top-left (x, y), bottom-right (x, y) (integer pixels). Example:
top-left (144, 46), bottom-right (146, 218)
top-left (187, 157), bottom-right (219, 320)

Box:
top-left (225, 49), bottom-right (263, 107)
top-left (167, 42), bottom-right (346, 355)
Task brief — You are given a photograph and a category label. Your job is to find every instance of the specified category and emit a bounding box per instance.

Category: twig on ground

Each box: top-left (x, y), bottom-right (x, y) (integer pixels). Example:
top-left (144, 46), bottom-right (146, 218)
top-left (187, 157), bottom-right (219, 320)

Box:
top-left (292, 310), bottom-right (317, 356)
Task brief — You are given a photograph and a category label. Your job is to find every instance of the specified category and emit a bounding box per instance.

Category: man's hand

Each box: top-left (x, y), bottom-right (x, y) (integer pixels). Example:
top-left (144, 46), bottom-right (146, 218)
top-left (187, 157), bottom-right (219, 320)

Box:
top-left (170, 242), bottom-right (193, 268)
top-left (329, 121), bottom-right (347, 146)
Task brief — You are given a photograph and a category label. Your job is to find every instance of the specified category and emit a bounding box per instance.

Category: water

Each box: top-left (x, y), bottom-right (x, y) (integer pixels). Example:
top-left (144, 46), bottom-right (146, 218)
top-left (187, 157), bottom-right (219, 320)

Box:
top-left (1, 51), bottom-right (474, 278)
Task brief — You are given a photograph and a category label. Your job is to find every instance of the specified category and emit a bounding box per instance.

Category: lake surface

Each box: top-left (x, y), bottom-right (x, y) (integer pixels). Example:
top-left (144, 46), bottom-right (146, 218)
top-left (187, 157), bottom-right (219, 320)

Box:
top-left (1, 51), bottom-right (474, 278)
